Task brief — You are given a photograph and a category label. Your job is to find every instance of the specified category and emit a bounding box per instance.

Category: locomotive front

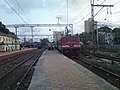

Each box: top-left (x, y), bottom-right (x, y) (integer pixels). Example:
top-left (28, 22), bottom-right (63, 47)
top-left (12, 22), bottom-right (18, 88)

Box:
top-left (61, 36), bottom-right (81, 56)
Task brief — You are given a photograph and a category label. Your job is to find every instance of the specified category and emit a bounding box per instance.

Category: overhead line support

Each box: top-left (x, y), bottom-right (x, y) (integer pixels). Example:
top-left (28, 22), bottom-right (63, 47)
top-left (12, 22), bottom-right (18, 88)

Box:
top-left (92, 4), bottom-right (114, 7)
top-left (90, 0), bottom-right (114, 50)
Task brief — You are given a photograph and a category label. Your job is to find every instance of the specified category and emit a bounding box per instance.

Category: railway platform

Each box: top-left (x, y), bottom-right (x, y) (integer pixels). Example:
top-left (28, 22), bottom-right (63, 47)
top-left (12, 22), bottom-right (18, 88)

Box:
top-left (28, 50), bottom-right (119, 90)
top-left (0, 48), bottom-right (37, 59)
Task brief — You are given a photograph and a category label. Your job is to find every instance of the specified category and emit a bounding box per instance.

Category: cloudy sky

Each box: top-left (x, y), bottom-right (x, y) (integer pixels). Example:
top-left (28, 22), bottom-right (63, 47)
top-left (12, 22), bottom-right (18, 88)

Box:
top-left (0, 0), bottom-right (120, 41)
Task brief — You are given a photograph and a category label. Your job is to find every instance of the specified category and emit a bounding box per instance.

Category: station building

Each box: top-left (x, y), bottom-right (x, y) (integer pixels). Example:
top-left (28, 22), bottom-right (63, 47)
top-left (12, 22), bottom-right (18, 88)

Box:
top-left (0, 31), bottom-right (20, 52)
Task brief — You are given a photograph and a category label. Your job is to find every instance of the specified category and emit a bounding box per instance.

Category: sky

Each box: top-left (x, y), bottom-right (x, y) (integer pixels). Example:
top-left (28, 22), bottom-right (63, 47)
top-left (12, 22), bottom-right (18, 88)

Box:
top-left (0, 0), bottom-right (120, 41)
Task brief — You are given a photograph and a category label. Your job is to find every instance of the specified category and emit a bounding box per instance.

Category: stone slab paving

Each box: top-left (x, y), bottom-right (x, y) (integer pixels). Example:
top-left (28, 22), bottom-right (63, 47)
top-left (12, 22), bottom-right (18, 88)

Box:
top-left (28, 50), bottom-right (119, 90)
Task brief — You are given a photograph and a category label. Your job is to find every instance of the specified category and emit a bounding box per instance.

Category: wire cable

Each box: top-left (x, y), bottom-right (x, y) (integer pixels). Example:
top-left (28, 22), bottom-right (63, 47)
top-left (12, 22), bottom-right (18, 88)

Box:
top-left (112, 0), bottom-right (120, 5)
top-left (74, 0), bottom-right (120, 30)
top-left (72, 4), bottom-right (90, 23)
top-left (4, 0), bottom-right (27, 24)
top-left (14, 0), bottom-right (31, 23)
top-left (72, 0), bottom-right (106, 24)
top-left (74, 0), bottom-right (113, 28)
top-left (69, 0), bottom-right (76, 10)
top-left (74, 13), bottom-right (90, 28)
top-left (97, 0), bottom-right (120, 22)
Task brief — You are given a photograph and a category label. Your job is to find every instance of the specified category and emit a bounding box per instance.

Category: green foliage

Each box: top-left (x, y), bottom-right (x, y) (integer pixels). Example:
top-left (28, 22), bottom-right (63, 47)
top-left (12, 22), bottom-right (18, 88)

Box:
top-left (112, 28), bottom-right (120, 34)
top-left (75, 33), bottom-right (79, 36)
top-left (9, 32), bottom-right (15, 35)
top-left (112, 28), bottom-right (120, 44)
top-left (79, 32), bottom-right (93, 44)
top-left (40, 38), bottom-right (49, 46)
top-left (0, 21), bottom-right (15, 35)
top-left (98, 26), bottom-right (112, 33)
top-left (4, 28), bottom-right (10, 34)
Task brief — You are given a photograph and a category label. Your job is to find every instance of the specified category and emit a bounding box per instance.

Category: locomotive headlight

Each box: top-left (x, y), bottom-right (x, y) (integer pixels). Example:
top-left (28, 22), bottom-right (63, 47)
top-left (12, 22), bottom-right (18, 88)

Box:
top-left (62, 45), bottom-right (70, 47)
top-left (73, 45), bottom-right (81, 47)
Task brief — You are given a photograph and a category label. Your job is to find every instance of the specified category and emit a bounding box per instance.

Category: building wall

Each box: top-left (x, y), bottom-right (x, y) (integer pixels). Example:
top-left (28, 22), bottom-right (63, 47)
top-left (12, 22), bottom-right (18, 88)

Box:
top-left (0, 32), bottom-right (20, 52)
top-left (53, 31), bottom-right (64, 43)
top-left (84, 20), bottom-right (89, 33)
top-left (105, 33), bottom-right (114, 45)
top-left (84, 18), bottom-right (97, 33)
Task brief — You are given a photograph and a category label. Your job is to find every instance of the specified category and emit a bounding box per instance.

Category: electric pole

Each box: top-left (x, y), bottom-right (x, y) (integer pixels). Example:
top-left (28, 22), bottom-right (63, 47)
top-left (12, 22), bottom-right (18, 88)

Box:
top-left (67, 0), bottom-right (68, 25)
top-left (15, 26), bottom-right (18, 50)
top-left (66, 0), bottom-right (69, 36)
top-left (90, 0), bottom-right (114, 46)
top-left (56, 17), bottom-right (61, 24)
top-left (30, 26), bottom-right (34, 43)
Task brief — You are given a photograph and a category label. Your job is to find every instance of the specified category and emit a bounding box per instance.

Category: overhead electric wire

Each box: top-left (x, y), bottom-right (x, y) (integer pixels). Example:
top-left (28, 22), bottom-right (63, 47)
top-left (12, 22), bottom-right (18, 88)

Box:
top-left (73, 12), bottom-right (91, 29)
top-left (73, 0), bottom-right (106, 24)
top-left (75, 13), bottom-right (90, 25)
top-left (4, 0), bottom-right (27, 24)
top-left (96, 0), bottom-right (120, 28)
top-left (62, 0), bottom-right (76, 24)
top-left (67, 0), bottom-right (68, 25)
top-left (72, 4), bottom-right (90, 23)
top-left (74, 0), bottom-right (111, 29)
top-left (69, 0), bottom-right (76, 10)
top-left (98, 0), bottom-right (120, 22)
top-left (111, 0), bottom-right (120, 5)
top-left (73, 0), bottom-right (120, 29)
top-left (14, 0), bottom-right (31, 23)
top-left (60, 0), bottom-right (89, 25)
top-left (113, 11), bottom-right (120, 14)
top-left (74, 13), bottom-right (90, 28)
top-left (92, 0), bottom-right (120, 27)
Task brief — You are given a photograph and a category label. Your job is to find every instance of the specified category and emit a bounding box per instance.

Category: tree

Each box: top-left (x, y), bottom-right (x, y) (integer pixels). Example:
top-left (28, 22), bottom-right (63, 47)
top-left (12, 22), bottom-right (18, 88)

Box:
top-left (0, 24), bottom-right (6, 32)
top-left (0, 22), bottom-right (8, 34)
top-left (0, 21), bottom-right (2, 25)
top-left (79, 32), bottom-right (93, 44)
top-left (112, 28), bottom-right (120, 44)
top-left (4, 28), bottom-right (10, 34)
top-left (98, 26), bottom-right (112, 33)
top-left (97, 26), bottom-right (112, 45)
top-left (0, 21), bottom-right (15, 35)
top-left (40, 38), bottom-right (49, 47)
top-left (9, 32), bottom-right (15, 35)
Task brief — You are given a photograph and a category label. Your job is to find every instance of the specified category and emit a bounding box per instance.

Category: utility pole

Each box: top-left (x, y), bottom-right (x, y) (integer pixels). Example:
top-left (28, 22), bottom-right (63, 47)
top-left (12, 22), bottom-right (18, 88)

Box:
top-left (90, 0), bottom-right (114, 48)
top-left (30, 26), bottom-right (34, 43)
top-left (56, 17), bottom-right (61, 24)
top-left (15, 26), bottom-right (18, 50)
top-left (67, 0), bottom-right (68, 25)
top-left (66, 0), bottom-right (69, 35)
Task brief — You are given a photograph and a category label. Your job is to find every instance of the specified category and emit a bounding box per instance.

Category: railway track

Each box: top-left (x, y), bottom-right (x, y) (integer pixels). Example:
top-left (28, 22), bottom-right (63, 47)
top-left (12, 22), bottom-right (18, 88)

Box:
top-left (0, 50), bottom-right (39, 78)
top-left (83, 53), bottom-right (120, 75)
top-left (15, 52), bottom-right (42, 90)
top-left (0, 51), bottom-right (35, 67)
top-left (71, 56), bottom-right (120, 89)
top-left (0, 49), bottom-right (44, 90)
top-left (84, 50), bottom-right (120, 65)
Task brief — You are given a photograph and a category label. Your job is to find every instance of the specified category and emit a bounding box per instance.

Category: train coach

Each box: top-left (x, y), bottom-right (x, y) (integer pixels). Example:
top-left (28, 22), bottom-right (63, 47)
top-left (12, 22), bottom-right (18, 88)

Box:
top-left (57, 35), bottom-right (81, 57)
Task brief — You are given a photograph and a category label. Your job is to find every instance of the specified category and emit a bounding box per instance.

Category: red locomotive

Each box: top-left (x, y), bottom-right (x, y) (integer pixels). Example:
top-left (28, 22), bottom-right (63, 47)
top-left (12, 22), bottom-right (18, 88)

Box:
top-left (57, 35), bottom-right (81, 57)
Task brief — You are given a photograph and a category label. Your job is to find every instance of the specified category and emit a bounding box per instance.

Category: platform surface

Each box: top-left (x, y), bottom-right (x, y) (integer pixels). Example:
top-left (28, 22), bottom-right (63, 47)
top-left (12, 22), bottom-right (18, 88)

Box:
top-left (28, 50), bottom-right (119, 90)
top-left (0, 48), bottom-right (36, 57)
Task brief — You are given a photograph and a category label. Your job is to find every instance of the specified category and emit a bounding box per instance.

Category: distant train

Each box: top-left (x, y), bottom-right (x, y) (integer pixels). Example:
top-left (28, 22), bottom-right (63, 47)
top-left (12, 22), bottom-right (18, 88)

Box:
top-left (57, 35), bottom-right (81, 57)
